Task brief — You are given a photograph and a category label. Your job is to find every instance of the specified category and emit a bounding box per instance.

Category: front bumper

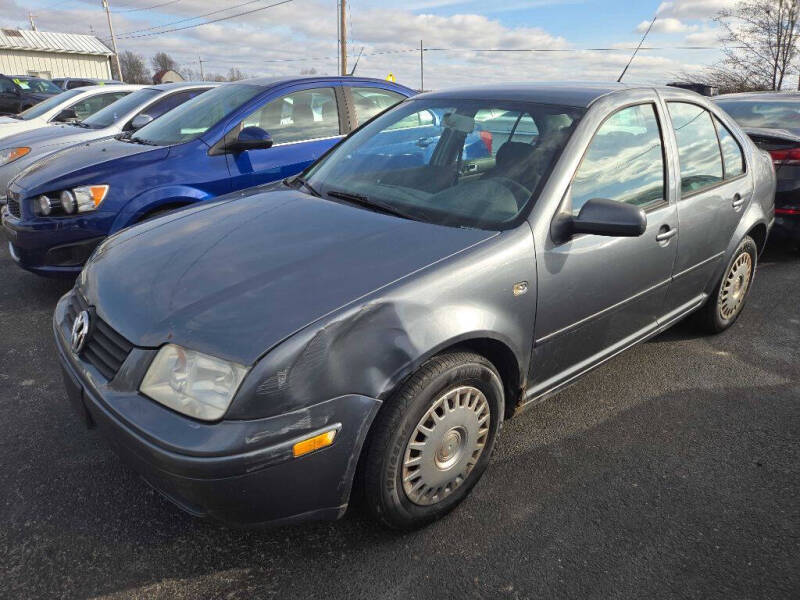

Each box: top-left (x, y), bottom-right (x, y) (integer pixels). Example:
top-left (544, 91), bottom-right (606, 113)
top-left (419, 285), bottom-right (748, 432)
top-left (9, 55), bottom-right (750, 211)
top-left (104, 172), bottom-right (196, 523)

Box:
top-left (2, 207), bottom-right (107, 277)
top-left (53, 292), bottom-right (382, 526)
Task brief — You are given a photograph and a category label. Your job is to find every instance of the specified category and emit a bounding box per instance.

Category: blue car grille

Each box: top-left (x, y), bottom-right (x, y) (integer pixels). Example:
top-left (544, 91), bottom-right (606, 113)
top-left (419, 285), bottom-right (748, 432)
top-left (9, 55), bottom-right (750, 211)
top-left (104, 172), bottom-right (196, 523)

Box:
top-left (66, 293), bottom-right (134, 380)
top-left (6, 194), bottom-right (20, 218)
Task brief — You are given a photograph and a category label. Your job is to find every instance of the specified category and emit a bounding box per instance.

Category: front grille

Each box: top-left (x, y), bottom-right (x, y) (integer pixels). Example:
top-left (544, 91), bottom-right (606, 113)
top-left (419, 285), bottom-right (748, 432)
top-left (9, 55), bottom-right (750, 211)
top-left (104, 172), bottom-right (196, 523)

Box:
top-left (66, 293), bottom-right (134, 380)
top-left (6, 197), bottom-right (20, 218)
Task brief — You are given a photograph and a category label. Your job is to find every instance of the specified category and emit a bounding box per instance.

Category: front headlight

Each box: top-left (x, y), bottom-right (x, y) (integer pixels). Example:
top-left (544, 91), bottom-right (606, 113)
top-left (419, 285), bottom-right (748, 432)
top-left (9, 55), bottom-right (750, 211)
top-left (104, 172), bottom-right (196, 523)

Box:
top-left (0, 147), bottom-right (30, 166)
top-left (140, 344), bottom-right (249, 421)
top-left (72, 184), bottom-right (109, 212)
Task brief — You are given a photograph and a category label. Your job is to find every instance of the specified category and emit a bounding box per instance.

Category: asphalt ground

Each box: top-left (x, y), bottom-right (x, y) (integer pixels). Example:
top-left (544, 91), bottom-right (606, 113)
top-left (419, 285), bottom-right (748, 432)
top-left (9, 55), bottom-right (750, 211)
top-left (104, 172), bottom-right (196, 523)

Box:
top-left (0, 239), bottom-right (798, 600)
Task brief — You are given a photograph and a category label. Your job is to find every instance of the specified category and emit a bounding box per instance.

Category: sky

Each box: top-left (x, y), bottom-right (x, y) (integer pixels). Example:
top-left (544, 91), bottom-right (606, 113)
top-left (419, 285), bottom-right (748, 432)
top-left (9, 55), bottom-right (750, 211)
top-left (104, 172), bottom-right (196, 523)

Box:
top-left (1, 0), bottom-right (738, 87)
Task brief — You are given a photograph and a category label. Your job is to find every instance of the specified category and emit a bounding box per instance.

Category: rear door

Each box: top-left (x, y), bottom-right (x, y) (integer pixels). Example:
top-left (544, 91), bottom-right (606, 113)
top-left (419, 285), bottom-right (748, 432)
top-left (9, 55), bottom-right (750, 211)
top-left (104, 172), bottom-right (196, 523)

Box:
top-left (531, 98), bottom-right (679, 393)
top-left (660, 99), bottom-right (751, 314)
top-left (224, 84), bottom-right (344, 189)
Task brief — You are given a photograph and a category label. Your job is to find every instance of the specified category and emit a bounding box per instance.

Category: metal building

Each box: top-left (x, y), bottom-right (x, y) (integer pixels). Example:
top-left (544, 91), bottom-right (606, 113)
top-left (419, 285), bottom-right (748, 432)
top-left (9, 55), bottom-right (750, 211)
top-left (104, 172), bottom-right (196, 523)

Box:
top-left (0, 28), bottom-right (113, 80)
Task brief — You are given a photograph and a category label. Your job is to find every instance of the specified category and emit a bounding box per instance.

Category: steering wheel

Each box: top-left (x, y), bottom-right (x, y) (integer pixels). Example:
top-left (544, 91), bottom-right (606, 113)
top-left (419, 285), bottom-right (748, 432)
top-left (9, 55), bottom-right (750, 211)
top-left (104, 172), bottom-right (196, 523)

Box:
top-left (493, 177), bottom-right (532, 208)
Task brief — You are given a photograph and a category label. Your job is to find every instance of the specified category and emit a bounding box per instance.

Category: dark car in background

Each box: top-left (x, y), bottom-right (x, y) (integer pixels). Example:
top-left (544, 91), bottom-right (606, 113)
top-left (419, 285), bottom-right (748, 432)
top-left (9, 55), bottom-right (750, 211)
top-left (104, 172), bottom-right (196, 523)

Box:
top-left (54, 83), bottom-right (773, 530)
top-left (3, 76), bottom-right (414, 277)
top-left (0, 74), bottom-right (62, 114)
top-left (52, 78), bottom-right (122, 90)
top-left (716, 92), bottom-right (800, 244)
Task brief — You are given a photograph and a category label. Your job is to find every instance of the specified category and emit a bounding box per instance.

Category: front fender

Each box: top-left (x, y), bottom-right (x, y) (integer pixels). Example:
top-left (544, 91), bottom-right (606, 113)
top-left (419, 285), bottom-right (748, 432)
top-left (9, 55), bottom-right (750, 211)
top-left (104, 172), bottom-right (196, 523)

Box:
top-left (111, 185), bottom-right (214, 232)
top-left (227, 225), bottom-right (537, 420)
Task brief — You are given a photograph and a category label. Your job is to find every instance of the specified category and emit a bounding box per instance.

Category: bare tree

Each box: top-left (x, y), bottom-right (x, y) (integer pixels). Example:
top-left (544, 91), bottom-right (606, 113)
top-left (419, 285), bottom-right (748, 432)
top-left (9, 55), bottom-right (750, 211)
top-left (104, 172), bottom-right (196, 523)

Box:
top-left (703, 0), bottom-right (800, 92)
top-left (119, 50), bottom-right (150, 84)
top-left (151, 52), bottom-right (179, 74)
top-left (227, 67), bottom-right (247, 81)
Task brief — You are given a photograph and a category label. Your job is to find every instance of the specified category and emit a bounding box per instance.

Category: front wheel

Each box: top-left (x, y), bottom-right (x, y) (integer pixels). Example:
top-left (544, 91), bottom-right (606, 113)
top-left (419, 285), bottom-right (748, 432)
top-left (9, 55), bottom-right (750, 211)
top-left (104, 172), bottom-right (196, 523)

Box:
top-left (360, 351), bottom-right (504, 530)
top-left (697, 235), bottom-right (757, 333)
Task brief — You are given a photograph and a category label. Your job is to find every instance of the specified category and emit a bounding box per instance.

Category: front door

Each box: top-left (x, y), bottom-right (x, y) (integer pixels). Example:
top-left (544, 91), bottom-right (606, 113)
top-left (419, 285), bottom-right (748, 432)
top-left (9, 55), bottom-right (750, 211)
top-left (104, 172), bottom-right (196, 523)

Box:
top-left (530, 101), bottom-right (679, 395)
top-left (0, 78), bottom-right (19, 114)
top-left (225, 86), bottom-right (344, 190)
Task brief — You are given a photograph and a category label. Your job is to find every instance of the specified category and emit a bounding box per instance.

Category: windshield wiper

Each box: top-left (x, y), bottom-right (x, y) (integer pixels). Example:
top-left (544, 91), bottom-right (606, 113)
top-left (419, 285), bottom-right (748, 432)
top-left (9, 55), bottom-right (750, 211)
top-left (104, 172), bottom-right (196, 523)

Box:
top-left (326, 189), bottom-right (418, 221)
top-left (290, 175), bottom-right (321, 197)
top-left (128, 136), bottom-right (157, 145)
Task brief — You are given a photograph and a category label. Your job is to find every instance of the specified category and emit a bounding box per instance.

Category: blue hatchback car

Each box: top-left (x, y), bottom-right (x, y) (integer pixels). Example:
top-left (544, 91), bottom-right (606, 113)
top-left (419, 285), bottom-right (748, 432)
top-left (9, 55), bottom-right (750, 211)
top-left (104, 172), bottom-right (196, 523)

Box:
top-left (2, 76), bottom-right (415, 276)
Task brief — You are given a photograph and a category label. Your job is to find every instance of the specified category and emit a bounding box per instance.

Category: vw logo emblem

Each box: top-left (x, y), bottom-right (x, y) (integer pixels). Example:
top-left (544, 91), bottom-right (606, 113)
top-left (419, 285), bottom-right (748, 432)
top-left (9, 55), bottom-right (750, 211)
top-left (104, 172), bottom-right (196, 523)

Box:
top-left (71, 310), bottom-right (90, 354)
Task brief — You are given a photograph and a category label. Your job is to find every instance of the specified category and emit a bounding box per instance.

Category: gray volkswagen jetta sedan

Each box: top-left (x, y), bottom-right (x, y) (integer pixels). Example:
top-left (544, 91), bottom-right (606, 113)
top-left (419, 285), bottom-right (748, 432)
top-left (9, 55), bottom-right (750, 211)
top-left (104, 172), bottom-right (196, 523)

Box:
top-left (54, 83), bottom-right (775, 529)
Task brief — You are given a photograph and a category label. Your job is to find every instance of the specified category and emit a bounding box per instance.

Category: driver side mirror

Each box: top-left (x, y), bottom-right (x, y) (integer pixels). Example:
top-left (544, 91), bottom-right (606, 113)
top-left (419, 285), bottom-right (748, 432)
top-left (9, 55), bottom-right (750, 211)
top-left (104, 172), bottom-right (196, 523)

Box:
top-left (130, 113), bottom-right (154, 130)
top-left (228, 126), bottom-right (273, 153)
top-left (552, 198), bottom-right (647, 242)
top-left (53, 107), bottom-right (78, 122)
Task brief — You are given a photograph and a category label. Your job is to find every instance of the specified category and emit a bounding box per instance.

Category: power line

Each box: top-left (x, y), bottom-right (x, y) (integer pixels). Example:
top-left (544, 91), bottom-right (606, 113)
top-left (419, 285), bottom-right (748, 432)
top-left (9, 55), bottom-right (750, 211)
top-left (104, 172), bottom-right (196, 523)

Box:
top-left (115, 0), bottom-right (182, 13)
top-left (114, 0), bottom-right (284, 38)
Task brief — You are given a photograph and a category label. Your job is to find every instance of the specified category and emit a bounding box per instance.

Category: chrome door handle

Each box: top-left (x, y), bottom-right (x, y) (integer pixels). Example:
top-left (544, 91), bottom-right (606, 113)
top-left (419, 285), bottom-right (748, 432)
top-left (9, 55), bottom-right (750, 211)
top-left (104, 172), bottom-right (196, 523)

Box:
top-left (732, 193), bottom-right (745, 209)
top-left (656, 227), bottom-right (678, 242)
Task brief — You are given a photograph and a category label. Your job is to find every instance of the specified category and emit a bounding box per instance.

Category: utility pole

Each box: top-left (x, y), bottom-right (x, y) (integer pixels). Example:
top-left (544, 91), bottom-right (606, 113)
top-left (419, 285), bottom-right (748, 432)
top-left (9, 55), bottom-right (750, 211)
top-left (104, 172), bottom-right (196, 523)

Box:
top-left (101, 0), bottom-right (123, 83)
top-left (339, 0), bottom-right (347, 76)
top-left (420, 40), bottom-right (424, 92)
top-left (198, 56), bottom-right (206, 81)
top-left (28, 12), bottom-right (37, 31)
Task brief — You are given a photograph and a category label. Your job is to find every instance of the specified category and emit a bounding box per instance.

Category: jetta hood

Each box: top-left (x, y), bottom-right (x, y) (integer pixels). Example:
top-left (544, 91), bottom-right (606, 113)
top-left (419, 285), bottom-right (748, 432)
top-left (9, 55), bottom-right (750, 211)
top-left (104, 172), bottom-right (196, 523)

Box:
top-left (11, 136), bottom-right (168, 195)
top-left (80, 188), bottom-right (496, 365)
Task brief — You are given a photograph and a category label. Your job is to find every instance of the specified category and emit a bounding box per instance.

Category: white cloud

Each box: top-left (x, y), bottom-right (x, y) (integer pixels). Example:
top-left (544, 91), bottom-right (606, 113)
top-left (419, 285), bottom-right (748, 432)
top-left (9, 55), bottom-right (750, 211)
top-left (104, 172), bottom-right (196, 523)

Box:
top-left (656, 0), bottom-right (735, 20)
top-left (636, 17), bottom-right (698, 34)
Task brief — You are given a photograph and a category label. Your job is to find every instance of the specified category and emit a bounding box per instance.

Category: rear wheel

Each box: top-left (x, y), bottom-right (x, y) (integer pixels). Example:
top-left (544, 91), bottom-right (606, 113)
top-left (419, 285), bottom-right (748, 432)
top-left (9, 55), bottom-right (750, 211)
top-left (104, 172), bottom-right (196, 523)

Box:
top-left (360, 351), bottom-right (504, 530)
top-left (697, 235), bottom-right (757, 333)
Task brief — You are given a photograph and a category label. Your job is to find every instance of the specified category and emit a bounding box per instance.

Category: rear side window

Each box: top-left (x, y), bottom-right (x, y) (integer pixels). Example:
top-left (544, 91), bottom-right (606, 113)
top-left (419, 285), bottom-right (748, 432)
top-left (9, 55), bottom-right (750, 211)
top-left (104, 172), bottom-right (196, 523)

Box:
top-left (144, 89), bottom-right (205, 120)
top-left (351, 87), bottom-right (404, 126)
top-left (715, 117), bottom-right (745, 178)
top-left (667, 102), bottom-right (724, 195)
top-left (570, 103), bottom-right (665, 214)
top-left (241, 87), bottom-right (340, 144)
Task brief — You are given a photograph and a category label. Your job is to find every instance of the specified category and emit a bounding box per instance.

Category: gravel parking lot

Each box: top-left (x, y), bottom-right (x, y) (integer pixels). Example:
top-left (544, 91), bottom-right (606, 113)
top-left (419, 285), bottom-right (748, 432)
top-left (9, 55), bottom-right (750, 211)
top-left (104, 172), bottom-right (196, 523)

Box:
top-left (1, 240), bottom-right (798, 600)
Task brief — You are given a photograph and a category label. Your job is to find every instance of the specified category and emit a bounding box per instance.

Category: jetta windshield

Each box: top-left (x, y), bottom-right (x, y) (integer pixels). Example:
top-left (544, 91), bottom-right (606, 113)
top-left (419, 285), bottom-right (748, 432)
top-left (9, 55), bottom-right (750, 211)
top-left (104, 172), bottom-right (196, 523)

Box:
top-left (304, 98), bottom-right (584, 229)
top-left (131, 84), bottom-right (263, 146)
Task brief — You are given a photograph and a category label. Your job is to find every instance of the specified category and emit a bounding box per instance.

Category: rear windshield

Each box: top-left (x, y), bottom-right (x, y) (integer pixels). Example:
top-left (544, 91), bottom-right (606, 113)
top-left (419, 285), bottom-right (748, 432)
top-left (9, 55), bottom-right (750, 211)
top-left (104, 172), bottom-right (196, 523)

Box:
top-left (82, 88), bottom-right (161, 129)
top-left (17, 88), bottom-right (84, 120)
top-left (305, 98), bottom-right (584, 230)
top-left (131, 84), bottom-right (263, 146)
top-left (716, 98), bottom-right (800, 129)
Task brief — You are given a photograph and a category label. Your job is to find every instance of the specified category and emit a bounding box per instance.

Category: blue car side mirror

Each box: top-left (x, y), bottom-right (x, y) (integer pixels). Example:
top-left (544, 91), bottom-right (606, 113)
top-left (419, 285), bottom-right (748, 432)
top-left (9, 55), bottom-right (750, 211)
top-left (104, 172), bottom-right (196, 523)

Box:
top-left (230, 126), bottom-right (273, 152)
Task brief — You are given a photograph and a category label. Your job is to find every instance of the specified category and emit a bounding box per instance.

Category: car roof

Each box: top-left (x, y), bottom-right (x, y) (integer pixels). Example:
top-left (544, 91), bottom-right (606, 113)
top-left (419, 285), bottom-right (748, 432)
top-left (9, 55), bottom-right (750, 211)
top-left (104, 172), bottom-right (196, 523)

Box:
top-left (234, 75), bottom-right (413, 89)
top-left (714, 91), bottom-right (800, 101)
top-left (72, 83), bottom-right (142, 93)
top-left (142, 81), bottom-right (222, 92)
top-left (415, 81), bottom-right (709, 108)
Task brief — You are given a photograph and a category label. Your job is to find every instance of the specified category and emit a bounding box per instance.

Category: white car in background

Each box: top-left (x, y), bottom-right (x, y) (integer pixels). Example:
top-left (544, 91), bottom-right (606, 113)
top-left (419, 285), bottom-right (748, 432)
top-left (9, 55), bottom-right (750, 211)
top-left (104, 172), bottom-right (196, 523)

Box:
top-left (0, 84), bottom-right (140, 141)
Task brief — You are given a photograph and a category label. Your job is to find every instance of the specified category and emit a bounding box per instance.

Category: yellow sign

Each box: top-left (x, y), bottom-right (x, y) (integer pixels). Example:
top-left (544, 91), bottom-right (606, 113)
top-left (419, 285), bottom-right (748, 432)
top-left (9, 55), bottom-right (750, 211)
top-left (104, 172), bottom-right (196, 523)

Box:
top-left (386, 73), bottom-right (396, 82)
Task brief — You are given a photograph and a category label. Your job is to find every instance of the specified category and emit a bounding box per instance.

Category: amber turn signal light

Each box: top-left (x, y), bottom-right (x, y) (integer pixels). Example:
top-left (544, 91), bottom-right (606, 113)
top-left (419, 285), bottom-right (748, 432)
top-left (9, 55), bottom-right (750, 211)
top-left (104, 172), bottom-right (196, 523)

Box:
top-left (292, 429), bottom-right (337, 458)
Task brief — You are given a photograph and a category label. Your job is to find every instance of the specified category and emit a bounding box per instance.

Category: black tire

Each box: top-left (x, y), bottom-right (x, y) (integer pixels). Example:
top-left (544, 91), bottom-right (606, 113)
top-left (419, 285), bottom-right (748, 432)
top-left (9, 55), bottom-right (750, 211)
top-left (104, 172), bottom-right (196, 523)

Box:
top-left (360, 351), bottom-right (504, 530)
top-left (697, 235), bottom-right (757, 334)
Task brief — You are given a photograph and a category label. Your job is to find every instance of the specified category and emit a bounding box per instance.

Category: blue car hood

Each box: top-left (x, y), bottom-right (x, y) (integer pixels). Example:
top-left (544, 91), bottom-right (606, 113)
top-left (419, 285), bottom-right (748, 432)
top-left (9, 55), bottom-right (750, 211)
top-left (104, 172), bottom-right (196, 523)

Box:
top-left (80, 188), bottom-right (496, 365)
top-left (12, 137), bottom-right (168, 194)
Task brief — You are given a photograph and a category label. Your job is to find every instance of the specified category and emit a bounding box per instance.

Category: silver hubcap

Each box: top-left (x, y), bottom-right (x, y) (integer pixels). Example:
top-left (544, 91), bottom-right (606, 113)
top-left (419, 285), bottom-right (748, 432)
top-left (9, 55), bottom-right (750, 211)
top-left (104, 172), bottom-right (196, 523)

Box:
top-left (402, 386), bottom-right (490, 506)
top-left (719, 252), bottom-right (753, 320)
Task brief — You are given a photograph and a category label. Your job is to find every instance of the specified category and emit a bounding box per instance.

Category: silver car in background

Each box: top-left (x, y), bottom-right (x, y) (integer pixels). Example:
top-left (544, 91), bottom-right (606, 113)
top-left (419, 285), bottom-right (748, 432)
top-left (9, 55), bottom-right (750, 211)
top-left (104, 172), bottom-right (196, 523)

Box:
top-left (0, 82), bottom-right (218, 203)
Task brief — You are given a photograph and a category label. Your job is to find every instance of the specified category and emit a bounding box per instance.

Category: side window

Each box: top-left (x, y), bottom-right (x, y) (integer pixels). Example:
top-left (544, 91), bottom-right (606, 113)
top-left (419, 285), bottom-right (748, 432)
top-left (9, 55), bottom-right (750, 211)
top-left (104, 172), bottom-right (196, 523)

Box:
top-left (570, 103), bottom-right (665, 214)
top-left (667, 102), bottom-right (724, 195)
top-left (351, 87), bottom-right (405, 126)
top-left (144, 90), bottom-right (203, 120)
top-left (69, 92), bottom-right (128, 120)
top-left (715, 117), bottom-right (745, 178)
top-left (0, 78), bottom-right (16, 93)
top-left (241, 87), bottom-right (340, 145)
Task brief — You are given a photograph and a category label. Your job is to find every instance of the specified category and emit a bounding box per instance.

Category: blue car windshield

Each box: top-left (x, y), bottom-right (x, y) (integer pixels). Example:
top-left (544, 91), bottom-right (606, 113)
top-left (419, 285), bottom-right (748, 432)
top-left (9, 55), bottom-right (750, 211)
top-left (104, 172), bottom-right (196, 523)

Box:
top-left (304, 98), bottom-right (584, 230)
top-left (131, 84), bottom-right (263, 146)
top-left (82, 88), bottom-right (161, 129)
